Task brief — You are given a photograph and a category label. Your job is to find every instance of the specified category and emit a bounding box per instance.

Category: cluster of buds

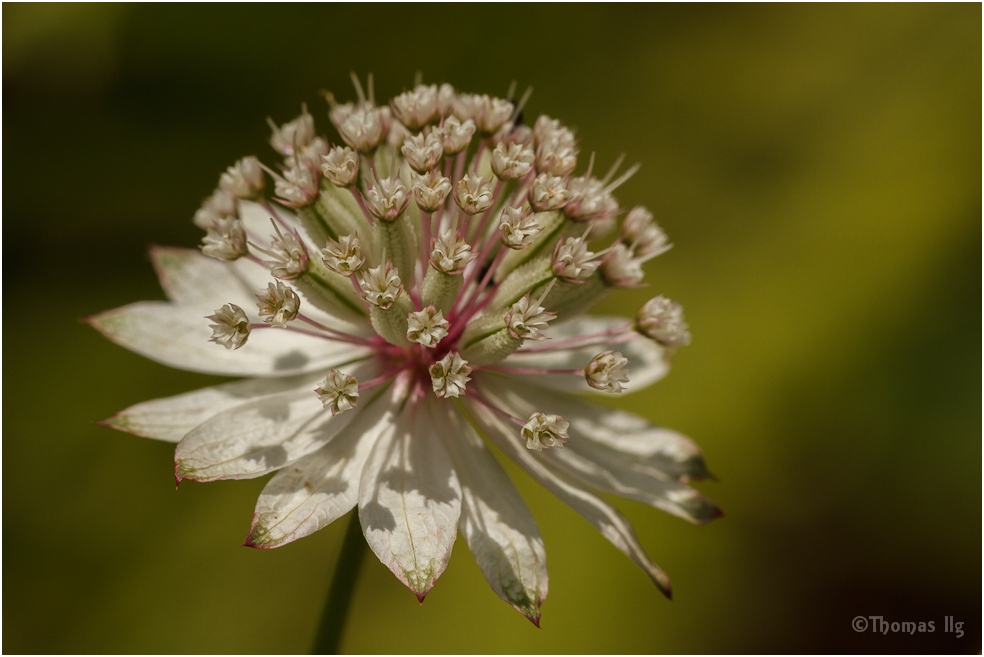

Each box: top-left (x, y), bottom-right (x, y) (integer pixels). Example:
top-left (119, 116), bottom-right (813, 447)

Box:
top-left (196, 75), bottom-right (693, 451)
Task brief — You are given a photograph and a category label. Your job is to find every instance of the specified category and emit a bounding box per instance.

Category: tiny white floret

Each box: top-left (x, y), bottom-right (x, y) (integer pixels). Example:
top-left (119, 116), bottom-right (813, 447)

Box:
top-left (636, 295), bottom-right (691, 347)
top-left (255, 281), bottom-right (300, 328)
top-left (584, 350), bottom-right (630, 393)
top-left (205, 304), bottom-right (251, 350)
top-left (429, 352), bottom-right (472, 398)
top-left (315, 369), bottom-right (360, 416)
top-left (406, 305), bottom-right (450, 347)
top-left (359, 261), bottom-right (403, 309)
top-left (522, 412), bottom-right (570, 451)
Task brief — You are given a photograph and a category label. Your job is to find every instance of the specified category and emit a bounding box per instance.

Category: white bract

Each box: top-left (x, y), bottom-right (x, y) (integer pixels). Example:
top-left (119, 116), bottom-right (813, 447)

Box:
top-left (89, 76), bottom-right (718, 625)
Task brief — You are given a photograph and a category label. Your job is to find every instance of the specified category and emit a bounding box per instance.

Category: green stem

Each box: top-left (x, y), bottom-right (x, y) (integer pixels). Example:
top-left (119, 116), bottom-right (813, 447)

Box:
top-left (312, 513), bottom-right (367, 655)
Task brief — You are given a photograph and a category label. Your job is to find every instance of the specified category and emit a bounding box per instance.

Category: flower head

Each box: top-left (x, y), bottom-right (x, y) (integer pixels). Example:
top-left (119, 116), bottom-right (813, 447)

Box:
top-left (193, 189), bottom-right (237, 230)
top-left (90, 77), bottom-right (718, 625)
top-left (529, 173), bottom-right (570, 212)
top-left (268, 106), bottom-right (315, 156)
top-left (438, 116), bottom-right (476, 155)
top-left (338, 106), bottom-right (388, 153)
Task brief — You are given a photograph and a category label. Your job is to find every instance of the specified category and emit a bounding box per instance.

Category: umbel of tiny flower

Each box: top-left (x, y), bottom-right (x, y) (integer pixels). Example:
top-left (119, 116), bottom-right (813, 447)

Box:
top-left (88, 73), bottom-right (721, 627)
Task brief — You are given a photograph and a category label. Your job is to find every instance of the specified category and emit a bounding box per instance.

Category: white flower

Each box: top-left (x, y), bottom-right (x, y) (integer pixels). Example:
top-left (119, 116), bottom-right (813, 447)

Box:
top-left (401, 130), bottom-right (444, 173)
top-left (491, 141), bottom-right (535, 181)
top-left (599, 242), bottom-right (646, 288)
top-left (268, 106), bottom-right (315, 156)
top-left (636, 295), bottom-right (691, 347)
top-left (437, 116), bottom-right (476, 154)
top-left (255, 280), bottom-right (300, 328)
top-left (411, 170), bottom-right (452, 213)
top-left (453, 172), bottom-right (495, 215)
top-left (321, 234), bottom-right (365, 275)
top-left (315, 369), bottom-right (360, 416)
top-left (622, 206), bottom-right (672, 260)
top-left (338, 106), bottom-right (388, 153)
top-left (429, 352), bottom-right (473, 398)
top-left (201, 216), bottom-right (247, 261)
top-left (193, 189), bottom-right (237, 230)
top-left (552, 233), bottom-right (600, 283)
top-left (407, 305), bottom-right (450, 348)
top-left (429, 229), bottom-right (475, 274)
top-left (358, 261), bottom-right (403, 309)
top-left (320, 146), bottom-right (360, 188)
top-left (253, 223), bottom-right (308, 280)
top-left (505, 285), bottom-right (556, 341)
top-left (390, 84), bottom-right (440, 131)
top-left (454, 93), bottom-right (514, 134)
top-left (219, 156), bottom-right (265, 200)
top-left (364, 171), bottom-right (410, 222)
top-left (206, 303), bottom-right (251, 350)
top-left (498, 206), bottom-right (542, 249)
top-left (521, 412), bottom-right (570, 451)
top-left (89, 78), bottom-right (719, 625)
top-left (529, 173), bottom-right (570, 212)
top-left (584, 350), bottom-right (630, 393)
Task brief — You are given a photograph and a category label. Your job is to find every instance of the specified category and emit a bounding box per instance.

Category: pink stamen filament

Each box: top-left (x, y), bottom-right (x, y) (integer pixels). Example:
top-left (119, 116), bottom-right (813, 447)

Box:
top-left (358, 368), bottom-right (405, 391)
top-left (454, 247), bottom-right (506, 321)
top-left (259, 199), bottom-right (293, 232)
top-left (469, 179), bottom-right (504, 249)
top-left (350, 188), bottom-right (375, 226)
top-left (481, 365), bottom-right (582, 376)
top-left (296, 314), bottom-right (376, 346)
top-left (250, 322), bottom-right (356, 343)
top-left (509, 169), bottom-right (536, 207)
top-left (467, 388), bottom-right (526, 427)
top-left (516, 325), bottom-right (635, 353)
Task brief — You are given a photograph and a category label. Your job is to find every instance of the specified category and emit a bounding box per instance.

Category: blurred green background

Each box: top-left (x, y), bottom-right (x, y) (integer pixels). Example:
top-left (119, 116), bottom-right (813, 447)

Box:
top-left (4, 4), bottom-right (980, 654)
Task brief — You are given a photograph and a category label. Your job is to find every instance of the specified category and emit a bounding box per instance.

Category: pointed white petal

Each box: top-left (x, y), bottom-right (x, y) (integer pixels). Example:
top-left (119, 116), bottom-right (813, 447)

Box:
top-left (88, 301), bottom-right (371, 377)
top-left (246, 383), bottom-right (402, 548)
top-left (466, 398), bottom-right (673, 598)
top-left (439, 402), bottom-right (547, 624)
top-left (505, 315), bottom-right (668, 394)
top-left (359, 388), bottom-right (462, 601)
top-left (482, 375), bottom-right (718, 523)
top-left (237, 200), bottom-right (297, 246)
top-left (150, 247), bottom-right (266, 308)
top-left (100, 373), bottom-right (324, 442)
top-left (151, 246), bottom-right (370, 334)
top-left (175, 361), bottom-right (377, 482)
top-left (479, 374), bottom-right (712, 485)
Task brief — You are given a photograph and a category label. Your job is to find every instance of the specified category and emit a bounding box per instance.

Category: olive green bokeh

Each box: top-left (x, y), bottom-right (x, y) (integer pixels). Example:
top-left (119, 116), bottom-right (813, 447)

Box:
top-left (3, 3), bottom-right (979, 653)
